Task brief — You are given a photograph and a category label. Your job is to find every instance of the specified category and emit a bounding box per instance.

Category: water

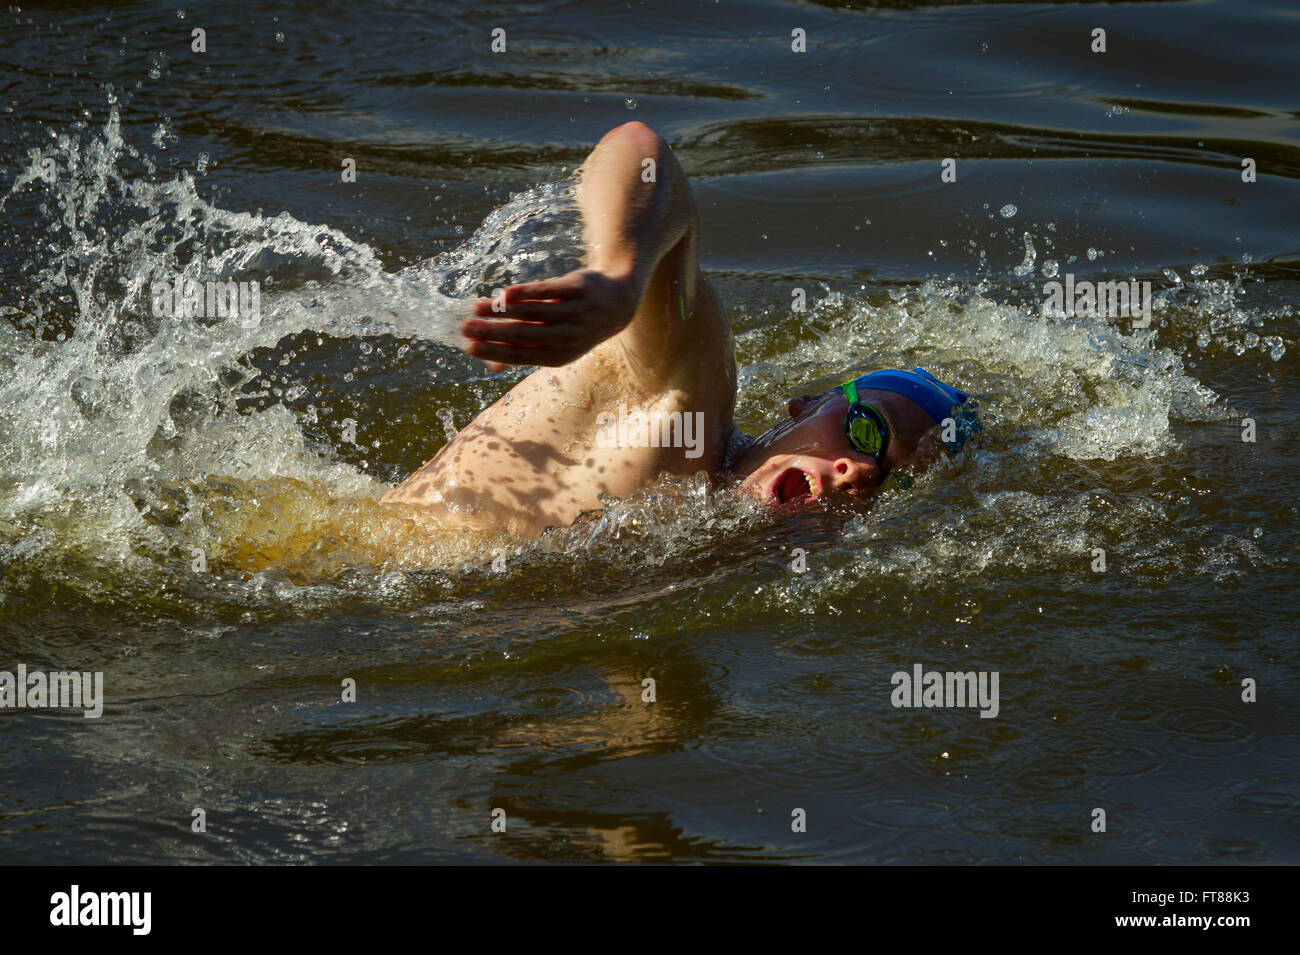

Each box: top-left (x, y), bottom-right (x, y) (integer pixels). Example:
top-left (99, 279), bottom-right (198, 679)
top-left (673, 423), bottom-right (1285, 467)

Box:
top-left (1, 0), bottom-right (1296, 863)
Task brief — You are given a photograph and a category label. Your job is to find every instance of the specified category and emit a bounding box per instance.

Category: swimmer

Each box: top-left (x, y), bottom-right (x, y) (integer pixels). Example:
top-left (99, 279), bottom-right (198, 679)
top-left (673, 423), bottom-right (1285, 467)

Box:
top-left (381, 121), bottom-right (975, 536)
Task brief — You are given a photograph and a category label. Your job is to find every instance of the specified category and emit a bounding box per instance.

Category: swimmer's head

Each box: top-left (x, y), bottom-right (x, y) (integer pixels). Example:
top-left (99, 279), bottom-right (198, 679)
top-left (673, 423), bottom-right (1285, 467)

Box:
top-left (731, 367), bottom-right (977, 506)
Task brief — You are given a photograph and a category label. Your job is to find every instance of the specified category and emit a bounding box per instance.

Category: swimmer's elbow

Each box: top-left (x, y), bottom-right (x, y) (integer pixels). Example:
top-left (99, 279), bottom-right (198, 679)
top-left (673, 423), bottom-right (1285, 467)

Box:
top-left (598, 120), bottom-right (665, 155)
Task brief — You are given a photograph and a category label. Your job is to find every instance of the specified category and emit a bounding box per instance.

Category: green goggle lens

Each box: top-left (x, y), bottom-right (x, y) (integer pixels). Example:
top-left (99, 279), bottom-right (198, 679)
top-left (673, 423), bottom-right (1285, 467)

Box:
top-left (847, 413), bottom-right (884, 455)
top-left (840, 380), bottom-right (890, 485)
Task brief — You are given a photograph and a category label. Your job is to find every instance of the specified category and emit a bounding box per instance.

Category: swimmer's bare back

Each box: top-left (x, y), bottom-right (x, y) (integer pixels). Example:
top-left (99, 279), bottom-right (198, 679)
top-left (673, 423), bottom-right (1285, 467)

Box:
top-left (380, 122), bottom-right (737, 537)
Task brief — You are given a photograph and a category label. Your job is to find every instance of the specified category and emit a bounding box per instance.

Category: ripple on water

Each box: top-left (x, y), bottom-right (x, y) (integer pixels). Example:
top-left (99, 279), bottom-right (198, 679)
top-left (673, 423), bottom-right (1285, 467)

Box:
top-left (1154, 702), bottom-right (1257, 752)
top-left (696, 728), bottom-right (897, 799)
top-left (850, 793), bottom-right (961, 834)
top-left (508, 674), bottom-right (616, 718)
top-left (1227, 773), bottom-right (1300, 816)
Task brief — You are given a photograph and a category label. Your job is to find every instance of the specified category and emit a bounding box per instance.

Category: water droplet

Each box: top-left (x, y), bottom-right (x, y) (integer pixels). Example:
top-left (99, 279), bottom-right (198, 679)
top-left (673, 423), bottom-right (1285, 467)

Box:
top-left (1162, 268), bottom-right (1181, 284)
top-left (1086, 247), bottom-right (1099, 261)
top-left (275, 32), bottom-right (285, 43)
top-left (624, 97), bottom-right (637, 110)
top-left (436, 408), bottom-right (458, 441)
top-left (1011, 232), bottom-right (1036, 277)
top-left (1190, 263), bottom-right (1207, 277)
top-left (1042, 259), bottom-right (1059, 278)
top-left (999, 203), bottom-right (1017, 218)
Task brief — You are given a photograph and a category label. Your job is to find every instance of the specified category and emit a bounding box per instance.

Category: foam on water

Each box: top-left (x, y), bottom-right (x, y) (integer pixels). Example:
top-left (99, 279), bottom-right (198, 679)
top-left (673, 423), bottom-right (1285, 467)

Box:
top-left (0, 103), bottom-right (1287, 617)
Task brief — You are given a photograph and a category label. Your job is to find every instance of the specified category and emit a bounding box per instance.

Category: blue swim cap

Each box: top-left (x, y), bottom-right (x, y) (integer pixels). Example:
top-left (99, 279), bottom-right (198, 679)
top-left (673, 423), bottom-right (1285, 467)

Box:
top-left (847, 367), bottom-right (980, 453)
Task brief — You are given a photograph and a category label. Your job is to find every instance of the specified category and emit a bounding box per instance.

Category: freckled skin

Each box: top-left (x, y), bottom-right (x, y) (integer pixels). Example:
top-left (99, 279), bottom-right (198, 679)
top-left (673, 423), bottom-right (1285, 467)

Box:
top-left (383, 325), bottom-right (733, 537)
top-left (382, 123), bottom-right (736, 537)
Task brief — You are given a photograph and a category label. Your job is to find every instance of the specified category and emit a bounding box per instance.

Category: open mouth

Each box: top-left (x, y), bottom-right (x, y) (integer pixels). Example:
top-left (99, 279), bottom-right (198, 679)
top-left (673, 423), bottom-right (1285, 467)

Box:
top-left (773, 467), bottom-right (817, 504)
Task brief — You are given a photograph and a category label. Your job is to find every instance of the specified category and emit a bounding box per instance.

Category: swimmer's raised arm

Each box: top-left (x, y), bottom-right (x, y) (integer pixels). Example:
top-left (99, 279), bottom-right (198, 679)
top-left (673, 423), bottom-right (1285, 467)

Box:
top-left (574, 120), bottom-right (700, 334)
top-left (460, 121), bottom-right (710, 382)
top-left (387, 123), bottom-right (734, 528)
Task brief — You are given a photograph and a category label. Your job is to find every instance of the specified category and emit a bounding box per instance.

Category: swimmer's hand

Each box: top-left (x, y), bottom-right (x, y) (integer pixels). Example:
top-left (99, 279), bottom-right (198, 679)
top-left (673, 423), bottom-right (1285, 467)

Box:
top-left (461, 268), bottom-right (638, 373)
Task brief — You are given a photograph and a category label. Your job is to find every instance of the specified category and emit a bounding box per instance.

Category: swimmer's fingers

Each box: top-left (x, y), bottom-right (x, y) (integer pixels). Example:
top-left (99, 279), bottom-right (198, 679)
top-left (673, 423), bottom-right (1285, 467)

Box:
top-left (469, 277), bottom-right (584, 318)
top-left (467, 269), bottom-right (637, 366)
top-left (461, 314), bottom-right (586, 367)
top-left (460, 317), bottom-right (582, 348)
top-left (503, 278), bottom-right (584, 302)
top-left (463, 338), bottom-right (581, 369)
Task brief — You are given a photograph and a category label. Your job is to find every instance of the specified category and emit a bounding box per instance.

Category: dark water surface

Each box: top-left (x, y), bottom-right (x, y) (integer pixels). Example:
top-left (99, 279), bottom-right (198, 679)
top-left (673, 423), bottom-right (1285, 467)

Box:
top-left (1, 0), bottom-right (1297, 863)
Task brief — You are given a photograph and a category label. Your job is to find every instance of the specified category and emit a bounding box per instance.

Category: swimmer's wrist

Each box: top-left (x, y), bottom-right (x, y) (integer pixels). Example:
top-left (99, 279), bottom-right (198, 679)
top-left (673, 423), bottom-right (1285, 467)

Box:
top-left (595, 262), bottom-right (643, 318)
top-left (594, 258), bottom-right (638, 290)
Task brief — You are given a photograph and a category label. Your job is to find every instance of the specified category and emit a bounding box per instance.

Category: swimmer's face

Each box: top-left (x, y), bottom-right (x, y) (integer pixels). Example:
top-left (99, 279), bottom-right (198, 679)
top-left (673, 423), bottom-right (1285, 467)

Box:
top-left (732, 389), bottom-right (936, 506)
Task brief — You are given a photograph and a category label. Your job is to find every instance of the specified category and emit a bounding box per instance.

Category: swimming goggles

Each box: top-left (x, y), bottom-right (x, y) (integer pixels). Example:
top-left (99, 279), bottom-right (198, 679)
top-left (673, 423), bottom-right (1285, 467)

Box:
top-left (840, 378), bottom-right (889, 479)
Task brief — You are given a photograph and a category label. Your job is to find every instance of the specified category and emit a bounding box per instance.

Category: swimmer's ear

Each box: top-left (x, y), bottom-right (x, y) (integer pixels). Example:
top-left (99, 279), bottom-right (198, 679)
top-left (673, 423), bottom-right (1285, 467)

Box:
top-left (787, 395), bottom-right (815, 417)
top-left (788, 389), bottom-right (837, 418)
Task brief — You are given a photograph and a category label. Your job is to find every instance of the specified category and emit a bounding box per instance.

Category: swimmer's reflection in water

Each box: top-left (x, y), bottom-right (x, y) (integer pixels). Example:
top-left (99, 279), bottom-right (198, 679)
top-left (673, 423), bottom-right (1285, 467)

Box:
top-left (484, 650), bottom-right (726, 862)
top-left (381, 122), bottom-right (977, 536)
